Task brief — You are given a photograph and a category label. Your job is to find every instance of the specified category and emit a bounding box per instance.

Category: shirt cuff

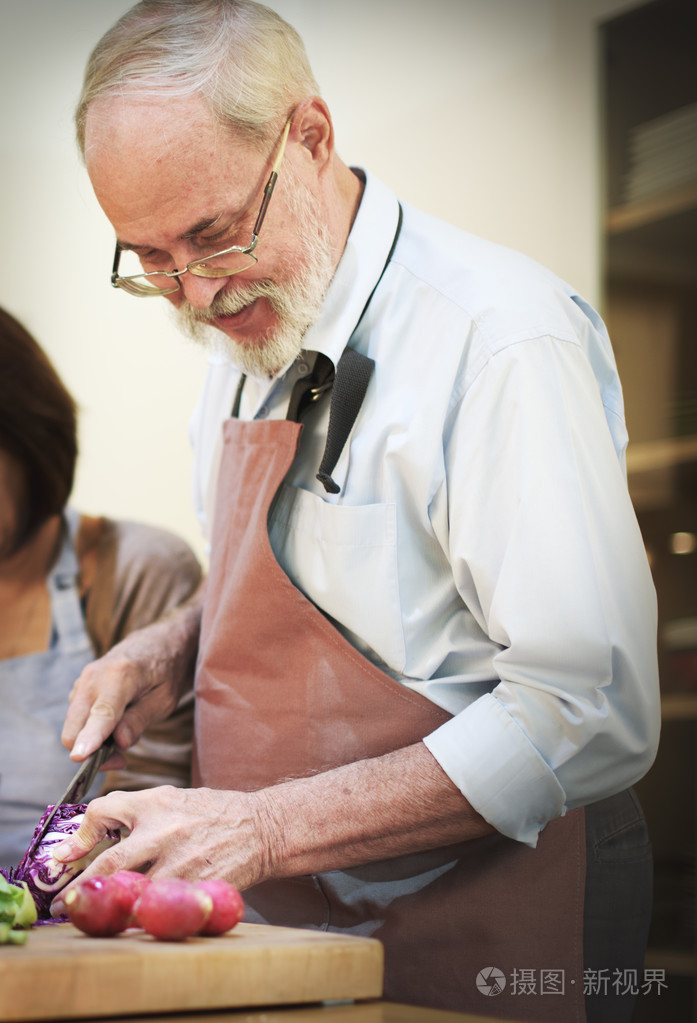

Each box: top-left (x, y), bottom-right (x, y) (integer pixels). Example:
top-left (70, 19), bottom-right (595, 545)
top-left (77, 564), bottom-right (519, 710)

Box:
top-left (422, 692), bottom-right (567, 847)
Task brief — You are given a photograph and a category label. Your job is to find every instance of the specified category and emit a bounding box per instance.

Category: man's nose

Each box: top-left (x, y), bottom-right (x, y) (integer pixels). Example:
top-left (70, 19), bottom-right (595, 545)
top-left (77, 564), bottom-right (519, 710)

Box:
top-left (177, 269), bottom-right (227, 309)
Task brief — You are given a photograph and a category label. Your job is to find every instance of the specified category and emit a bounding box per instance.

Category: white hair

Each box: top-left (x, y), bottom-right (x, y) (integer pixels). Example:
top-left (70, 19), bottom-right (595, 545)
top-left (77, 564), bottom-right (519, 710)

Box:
top-left (75, 0), bottom-right (320, 155)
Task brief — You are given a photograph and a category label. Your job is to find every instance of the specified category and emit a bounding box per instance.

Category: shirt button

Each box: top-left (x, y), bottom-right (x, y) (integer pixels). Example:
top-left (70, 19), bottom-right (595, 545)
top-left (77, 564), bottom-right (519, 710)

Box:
top-left (257, 405), bottom-right (269, 419)
top-left (296, 361), bottom-right (310, 377)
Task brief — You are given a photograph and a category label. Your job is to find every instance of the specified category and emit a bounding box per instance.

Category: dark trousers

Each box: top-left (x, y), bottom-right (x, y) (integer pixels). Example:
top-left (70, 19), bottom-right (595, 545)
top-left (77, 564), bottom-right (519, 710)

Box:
top-left (584, 787), bottom-right (653, 1023)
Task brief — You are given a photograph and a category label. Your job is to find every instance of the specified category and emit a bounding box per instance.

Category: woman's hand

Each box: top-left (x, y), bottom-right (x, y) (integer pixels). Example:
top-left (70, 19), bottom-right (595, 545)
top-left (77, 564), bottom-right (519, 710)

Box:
top-left (62, 585), bottom-right (204, 761)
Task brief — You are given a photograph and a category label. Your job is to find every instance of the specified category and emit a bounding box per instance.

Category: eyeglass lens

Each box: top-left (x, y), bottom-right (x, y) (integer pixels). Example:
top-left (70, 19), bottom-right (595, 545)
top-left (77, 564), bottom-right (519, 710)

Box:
top-left (115, 247), bottom-right (258, 295)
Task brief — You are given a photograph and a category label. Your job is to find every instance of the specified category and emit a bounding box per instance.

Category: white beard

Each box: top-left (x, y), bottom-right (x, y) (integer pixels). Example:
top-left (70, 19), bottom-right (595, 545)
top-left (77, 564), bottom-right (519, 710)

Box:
top-left (174, 174), bottom-right (336, 378)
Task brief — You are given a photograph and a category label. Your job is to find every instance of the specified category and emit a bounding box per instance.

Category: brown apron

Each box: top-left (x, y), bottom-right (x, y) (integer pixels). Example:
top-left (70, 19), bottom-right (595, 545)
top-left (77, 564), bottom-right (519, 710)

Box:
top-left (193, 414), bottom-right (587, 1022)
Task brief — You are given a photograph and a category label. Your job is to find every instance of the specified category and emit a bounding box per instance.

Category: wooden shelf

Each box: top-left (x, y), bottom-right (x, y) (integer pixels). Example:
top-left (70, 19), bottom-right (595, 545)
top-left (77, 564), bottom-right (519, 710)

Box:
top-left (644, 947), bottom-right (697, 976)
top-left (607, 180), bottom-right (697, 235)
top-left (626, 436), bottom-right (697, 475)
top-left (661, 693), bottom-right (697, 721)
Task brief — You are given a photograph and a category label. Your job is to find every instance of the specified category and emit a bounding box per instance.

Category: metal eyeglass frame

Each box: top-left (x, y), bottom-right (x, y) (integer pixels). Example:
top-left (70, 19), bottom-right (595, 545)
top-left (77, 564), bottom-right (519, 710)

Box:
top-left (110, 117), bottom-right (292, 297)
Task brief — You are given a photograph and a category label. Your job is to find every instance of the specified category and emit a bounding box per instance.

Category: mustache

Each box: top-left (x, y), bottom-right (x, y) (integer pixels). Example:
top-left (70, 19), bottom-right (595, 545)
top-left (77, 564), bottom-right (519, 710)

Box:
top-left (180, 279), bottom-right (286, 324)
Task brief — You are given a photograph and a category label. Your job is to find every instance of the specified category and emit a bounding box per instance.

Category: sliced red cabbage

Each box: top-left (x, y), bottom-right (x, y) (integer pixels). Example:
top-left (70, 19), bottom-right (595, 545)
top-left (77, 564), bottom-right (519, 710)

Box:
top-left (1, 804), bottom-right (120, 919)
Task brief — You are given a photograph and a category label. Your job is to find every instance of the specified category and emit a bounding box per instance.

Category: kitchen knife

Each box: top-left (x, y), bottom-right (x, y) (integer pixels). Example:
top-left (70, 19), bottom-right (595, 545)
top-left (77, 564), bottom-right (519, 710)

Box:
top-left (24, 736), bottom-right (116, 859)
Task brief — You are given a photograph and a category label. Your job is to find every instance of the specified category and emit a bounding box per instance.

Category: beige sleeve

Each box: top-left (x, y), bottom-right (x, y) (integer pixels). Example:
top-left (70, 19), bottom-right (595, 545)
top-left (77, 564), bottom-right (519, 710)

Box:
top-left (83, 518), bottom-right (203, 793)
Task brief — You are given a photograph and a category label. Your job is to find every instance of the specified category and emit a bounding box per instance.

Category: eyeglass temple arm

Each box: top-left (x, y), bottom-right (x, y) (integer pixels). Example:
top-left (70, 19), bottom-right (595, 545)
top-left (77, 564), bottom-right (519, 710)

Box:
top-left (110, 117), bottom-right (292, 277)
top-left (110, 243), bottom-right (123, 284)
top-left (252, 118), bottom-right (292, 238)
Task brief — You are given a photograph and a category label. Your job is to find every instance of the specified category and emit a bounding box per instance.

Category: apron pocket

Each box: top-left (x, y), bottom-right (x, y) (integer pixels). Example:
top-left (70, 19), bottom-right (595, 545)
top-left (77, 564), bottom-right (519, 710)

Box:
top-left (269, 483), bottom-right (407, 674)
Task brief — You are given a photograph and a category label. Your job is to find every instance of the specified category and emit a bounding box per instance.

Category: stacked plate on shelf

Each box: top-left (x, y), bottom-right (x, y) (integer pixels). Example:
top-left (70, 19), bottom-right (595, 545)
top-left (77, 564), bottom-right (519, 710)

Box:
top-left (623, 101), bottom-right (697, 205)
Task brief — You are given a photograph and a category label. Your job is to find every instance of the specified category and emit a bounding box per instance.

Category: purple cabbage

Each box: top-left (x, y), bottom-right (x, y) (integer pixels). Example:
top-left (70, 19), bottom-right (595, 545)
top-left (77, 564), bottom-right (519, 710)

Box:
top-left (1, 804), bottom-right (120, 920)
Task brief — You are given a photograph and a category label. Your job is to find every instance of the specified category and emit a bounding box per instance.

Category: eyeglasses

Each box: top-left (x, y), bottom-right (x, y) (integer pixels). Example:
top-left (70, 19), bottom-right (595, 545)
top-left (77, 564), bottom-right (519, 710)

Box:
top-left (110, 118), bottom-right (292, 297)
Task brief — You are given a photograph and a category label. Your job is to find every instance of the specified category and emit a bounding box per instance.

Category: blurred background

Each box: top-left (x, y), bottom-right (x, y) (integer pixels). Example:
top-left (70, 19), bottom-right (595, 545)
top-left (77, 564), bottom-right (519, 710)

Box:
top-left (0, 0), bottom-right (695, 1019)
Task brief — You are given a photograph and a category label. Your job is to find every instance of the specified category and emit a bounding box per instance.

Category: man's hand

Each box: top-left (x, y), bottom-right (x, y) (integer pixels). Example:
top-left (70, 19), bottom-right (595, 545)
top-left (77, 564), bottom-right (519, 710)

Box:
top-left (50, 785), bottom-right (266, 915)
top-left (62, 586), bottom-right (204, 761)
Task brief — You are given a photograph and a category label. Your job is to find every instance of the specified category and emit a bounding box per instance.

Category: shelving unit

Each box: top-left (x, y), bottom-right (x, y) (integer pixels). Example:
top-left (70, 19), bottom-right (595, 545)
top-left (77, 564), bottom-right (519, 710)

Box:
top-left (600, 1), bottom-right (697, 1019)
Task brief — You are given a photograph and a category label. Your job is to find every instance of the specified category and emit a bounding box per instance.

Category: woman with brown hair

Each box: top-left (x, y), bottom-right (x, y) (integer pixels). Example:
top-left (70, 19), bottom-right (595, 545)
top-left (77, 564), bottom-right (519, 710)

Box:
top-left (0, 307), bottom-right (202, 864)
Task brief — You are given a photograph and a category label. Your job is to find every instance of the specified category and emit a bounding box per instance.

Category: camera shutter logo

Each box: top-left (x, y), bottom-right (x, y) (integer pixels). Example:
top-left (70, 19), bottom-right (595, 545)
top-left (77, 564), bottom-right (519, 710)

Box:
top-left (476, 967), bottom-right (506, 997)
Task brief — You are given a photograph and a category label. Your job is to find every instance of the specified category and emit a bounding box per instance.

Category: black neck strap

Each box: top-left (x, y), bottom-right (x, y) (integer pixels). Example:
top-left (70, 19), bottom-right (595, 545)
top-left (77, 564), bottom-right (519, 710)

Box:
top-left (315, 347), bottom-right (374, 493)
top-left (314, 202), bottom-right (403, 493)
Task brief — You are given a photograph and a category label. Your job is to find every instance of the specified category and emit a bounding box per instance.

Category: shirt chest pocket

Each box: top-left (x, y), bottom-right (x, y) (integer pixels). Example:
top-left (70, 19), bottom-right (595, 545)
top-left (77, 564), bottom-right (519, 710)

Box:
top-left (268, 482), bottom-right (406, 674)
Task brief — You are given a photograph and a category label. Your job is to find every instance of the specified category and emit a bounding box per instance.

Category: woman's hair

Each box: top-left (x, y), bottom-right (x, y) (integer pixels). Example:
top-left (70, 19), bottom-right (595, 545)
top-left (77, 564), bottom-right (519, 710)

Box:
top-left (75, 0), bottom-right (320, 155)
top-left (0, 308), bottom-right (78, 550)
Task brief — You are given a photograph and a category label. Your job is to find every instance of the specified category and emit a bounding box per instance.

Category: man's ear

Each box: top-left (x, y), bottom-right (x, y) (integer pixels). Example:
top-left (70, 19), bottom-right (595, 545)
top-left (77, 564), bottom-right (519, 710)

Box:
top-left (290, 97), bottom-right (334, 169)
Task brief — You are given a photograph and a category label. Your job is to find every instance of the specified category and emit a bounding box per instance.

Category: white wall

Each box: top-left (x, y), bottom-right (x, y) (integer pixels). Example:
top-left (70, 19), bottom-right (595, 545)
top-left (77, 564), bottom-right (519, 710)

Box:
top-left (0, 0), bottom-right (641, 565)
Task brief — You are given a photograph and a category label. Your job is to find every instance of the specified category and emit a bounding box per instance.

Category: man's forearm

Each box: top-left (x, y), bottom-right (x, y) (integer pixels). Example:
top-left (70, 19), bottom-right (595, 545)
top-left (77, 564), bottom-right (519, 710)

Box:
top-left (254, 741), bottom-right (495, 878)
top-left (52, 739), bottom-right (496, 897)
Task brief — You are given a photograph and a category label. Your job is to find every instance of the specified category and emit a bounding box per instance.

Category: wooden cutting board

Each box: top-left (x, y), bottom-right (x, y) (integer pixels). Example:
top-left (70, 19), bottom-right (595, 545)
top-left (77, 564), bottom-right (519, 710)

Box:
top-left (0, 921), bottom-right (384, 1021)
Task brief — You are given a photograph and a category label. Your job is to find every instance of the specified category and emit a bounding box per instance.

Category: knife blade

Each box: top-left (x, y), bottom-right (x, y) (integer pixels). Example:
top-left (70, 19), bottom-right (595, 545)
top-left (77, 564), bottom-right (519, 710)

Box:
top-left (23, 736), bottom-right (116, 859)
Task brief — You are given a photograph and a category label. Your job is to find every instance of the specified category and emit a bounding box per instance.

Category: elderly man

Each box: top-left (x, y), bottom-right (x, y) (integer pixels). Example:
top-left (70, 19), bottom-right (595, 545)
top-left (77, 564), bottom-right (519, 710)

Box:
top-left (55, 3), bottom-right (659, 1020)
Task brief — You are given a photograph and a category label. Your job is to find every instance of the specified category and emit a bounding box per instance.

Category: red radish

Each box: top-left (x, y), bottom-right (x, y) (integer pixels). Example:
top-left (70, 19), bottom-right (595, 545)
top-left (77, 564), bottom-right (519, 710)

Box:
top-left (111, 870), bottom-right (151, 924)
top-left (195, 880), bottom-right (244, 935)
top-left (112, 870), bottom-right (150, 899)
top-left (64, 876), bottom-right (135, 936)
top-left (135, 878), bottom-right (213, 941)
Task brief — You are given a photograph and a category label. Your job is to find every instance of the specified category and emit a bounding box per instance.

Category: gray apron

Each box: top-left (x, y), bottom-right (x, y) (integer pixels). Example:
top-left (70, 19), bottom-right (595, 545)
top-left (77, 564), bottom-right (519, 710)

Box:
top-left (0, 510), bottom-right (100, 865)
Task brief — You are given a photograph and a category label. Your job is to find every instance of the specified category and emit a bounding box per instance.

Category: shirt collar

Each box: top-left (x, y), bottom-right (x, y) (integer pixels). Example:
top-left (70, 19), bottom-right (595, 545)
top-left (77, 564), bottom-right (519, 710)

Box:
top-left (300, 168), bottom-right (401, 368)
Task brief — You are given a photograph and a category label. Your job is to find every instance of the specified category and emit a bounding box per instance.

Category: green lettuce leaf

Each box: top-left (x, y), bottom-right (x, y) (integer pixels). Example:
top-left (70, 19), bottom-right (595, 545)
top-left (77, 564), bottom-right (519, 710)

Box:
top-left (0, 875), bottom-right (37, 942)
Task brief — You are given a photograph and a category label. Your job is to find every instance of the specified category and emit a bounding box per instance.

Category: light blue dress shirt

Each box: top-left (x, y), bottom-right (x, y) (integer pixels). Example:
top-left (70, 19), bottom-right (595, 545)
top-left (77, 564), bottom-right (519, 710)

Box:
top-left (190, 170), bottom-right (660, 846)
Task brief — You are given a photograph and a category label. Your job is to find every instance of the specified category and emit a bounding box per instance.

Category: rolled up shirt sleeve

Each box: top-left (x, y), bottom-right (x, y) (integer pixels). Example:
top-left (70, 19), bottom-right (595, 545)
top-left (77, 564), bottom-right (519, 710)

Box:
top-left (424, 695), bottom-right (567, 846)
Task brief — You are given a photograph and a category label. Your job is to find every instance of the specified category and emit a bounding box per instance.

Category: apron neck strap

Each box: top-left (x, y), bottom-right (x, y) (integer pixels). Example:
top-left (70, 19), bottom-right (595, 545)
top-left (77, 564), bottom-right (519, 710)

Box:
top-left (314, 202), bottom-right (403, 493)
top-left (48, 512), bottom-right (93, 655)
top-left (315, 347), bottom-right (374, 494)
